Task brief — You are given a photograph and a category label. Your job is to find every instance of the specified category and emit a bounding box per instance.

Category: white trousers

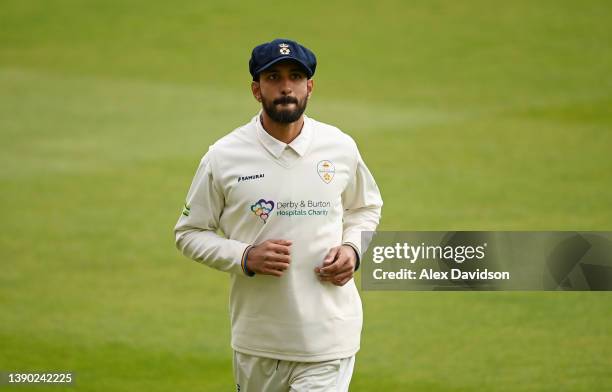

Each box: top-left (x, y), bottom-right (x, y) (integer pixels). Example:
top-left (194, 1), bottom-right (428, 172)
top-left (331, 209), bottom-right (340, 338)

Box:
top-left (233, 351), bottom-right (355, 392)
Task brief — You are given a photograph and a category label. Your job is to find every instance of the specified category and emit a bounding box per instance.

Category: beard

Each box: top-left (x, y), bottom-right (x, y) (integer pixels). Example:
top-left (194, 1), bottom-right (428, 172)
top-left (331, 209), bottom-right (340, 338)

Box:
top-left (261, 94), bottom-right (308, 124)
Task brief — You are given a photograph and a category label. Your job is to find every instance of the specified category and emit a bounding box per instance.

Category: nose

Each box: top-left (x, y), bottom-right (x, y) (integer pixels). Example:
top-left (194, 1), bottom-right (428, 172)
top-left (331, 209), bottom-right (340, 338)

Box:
top-left (280, 77), bottom-right (292, 95)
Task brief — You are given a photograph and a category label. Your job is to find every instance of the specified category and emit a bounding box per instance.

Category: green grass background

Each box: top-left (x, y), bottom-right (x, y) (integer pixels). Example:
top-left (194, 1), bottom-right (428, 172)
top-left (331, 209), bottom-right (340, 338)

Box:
top-left (1, 1), bottom-right (611, 391)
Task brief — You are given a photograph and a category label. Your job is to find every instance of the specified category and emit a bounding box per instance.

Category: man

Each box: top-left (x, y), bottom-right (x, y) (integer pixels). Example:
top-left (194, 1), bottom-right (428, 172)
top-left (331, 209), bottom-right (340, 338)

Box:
top-left (174, 38), bottom-right (383, 391)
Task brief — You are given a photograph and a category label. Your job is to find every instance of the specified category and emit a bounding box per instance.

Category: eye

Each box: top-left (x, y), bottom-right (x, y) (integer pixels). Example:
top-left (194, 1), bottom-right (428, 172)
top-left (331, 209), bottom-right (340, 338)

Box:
top-left (291, 73), bottom-right (304, 80)
top-left (267, 73), bottom-right (278, 80)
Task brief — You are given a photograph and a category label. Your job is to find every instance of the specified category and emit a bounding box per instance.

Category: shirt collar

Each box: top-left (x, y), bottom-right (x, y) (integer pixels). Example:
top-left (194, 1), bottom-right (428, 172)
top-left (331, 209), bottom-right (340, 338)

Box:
top-left (255, 111), bottom-right (312, 159)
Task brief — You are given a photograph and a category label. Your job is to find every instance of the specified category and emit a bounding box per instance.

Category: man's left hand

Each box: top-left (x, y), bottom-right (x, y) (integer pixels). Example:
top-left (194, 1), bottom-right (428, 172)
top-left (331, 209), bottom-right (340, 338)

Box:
top-left (315, 245), bottom-right (357, 286)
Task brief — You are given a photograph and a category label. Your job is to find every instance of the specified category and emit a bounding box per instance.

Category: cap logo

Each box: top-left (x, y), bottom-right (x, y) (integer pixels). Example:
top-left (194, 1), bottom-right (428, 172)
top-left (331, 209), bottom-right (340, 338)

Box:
top-left (279, 43), bottom-right (291, 55)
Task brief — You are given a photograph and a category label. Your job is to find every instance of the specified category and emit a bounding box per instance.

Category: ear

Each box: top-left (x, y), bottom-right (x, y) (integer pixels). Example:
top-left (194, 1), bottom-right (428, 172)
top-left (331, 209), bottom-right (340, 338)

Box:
top-left (251, 81), bottom-right (262, 102)
top-left (306, 79), bottom-right (314, 99)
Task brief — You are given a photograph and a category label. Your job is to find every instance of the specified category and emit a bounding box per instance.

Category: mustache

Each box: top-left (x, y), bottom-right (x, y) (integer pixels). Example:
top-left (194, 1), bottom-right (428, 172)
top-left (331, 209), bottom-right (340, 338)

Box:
top-left (273, 96), bottom-right (299, 105)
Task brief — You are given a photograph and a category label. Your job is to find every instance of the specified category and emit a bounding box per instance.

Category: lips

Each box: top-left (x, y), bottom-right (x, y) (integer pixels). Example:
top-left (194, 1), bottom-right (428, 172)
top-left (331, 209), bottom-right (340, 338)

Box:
top-left (274, 97), bottom-right (298, 105)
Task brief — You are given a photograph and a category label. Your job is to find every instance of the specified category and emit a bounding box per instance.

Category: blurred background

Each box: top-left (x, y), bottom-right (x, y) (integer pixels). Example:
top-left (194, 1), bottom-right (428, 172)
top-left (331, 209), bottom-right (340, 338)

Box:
top-left (1, 1), bottom-right (611, 391)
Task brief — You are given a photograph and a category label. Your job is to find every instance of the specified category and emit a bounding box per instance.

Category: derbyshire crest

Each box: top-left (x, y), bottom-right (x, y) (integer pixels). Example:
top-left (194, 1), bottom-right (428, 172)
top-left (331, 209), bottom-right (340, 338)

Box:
top-left (317, 160), bottom-right (335, 184)
top-left (279, 43), bottom-right (290, 55)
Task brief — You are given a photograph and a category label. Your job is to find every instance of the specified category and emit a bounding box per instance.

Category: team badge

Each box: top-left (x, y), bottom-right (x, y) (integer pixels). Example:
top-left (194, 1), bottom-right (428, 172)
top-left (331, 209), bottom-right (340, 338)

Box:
top-left (251, 199), bottom-right (275, 224)
top-left (317, 160), bottom-right (335, 184)
top-left (279, 43), bottom-right (290, 55)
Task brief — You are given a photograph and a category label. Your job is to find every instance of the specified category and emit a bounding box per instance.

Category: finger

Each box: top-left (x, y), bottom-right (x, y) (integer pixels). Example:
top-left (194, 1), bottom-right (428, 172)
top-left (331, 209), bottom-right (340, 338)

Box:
top-left (318, 273), bottom-right (335, 282)
top-left (323, 247), bottom-right (340, 265)
top-left (331, 262), bottom-right (354, 275)
top-left (318, 271), bottom-right (336, 280)
top-left (333, 276), bottom-right (353, 286)
top-left (268, 243), bottom-right (291, 255)
top-left (315, 266), bottom-right (331, 280)
top-left (315, 269), bottom-right (337, 282)
top-left (269, 239), bottom-right (293, 246)
top-left (322, 255), bottom-right (353, 273)
top-left (319, 266), bottom-right (353, 282)
top-left (265, 253), bottom-right (291, 263)
top-left (321, 269), bottom-right (353, 285)
top-left (320, 255), bottom-right (348, 274)
top-left (319, 273), bottom-right (351, 284)
top-left (333, 270), bottom-right (354, 283)
top-left (265, 261), bottom-right (290, 271)
top-left (263, 268), bottom-right (284, 277)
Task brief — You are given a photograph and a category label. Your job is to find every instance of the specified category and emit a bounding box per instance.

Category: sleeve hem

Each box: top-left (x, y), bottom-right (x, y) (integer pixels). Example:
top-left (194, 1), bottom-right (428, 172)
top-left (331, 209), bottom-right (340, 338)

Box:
top-left (342, 242), bottom-right (361, 271)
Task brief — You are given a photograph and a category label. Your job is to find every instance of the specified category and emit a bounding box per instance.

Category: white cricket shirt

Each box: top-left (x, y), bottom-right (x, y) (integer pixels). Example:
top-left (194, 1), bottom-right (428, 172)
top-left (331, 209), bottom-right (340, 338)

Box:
top-left (174, 112), bottom-right (383, 362)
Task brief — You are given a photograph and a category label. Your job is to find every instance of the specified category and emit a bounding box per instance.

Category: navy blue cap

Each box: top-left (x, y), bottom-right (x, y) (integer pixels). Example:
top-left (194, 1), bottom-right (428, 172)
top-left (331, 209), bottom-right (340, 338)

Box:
top-left (249, 38), bottom-right (317, 80)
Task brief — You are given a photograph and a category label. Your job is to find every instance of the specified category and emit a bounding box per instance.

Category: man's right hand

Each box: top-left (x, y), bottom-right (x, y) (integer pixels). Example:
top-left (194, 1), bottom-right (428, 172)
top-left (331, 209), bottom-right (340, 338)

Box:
top-left (245, 239), bottom-right (292, 277)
